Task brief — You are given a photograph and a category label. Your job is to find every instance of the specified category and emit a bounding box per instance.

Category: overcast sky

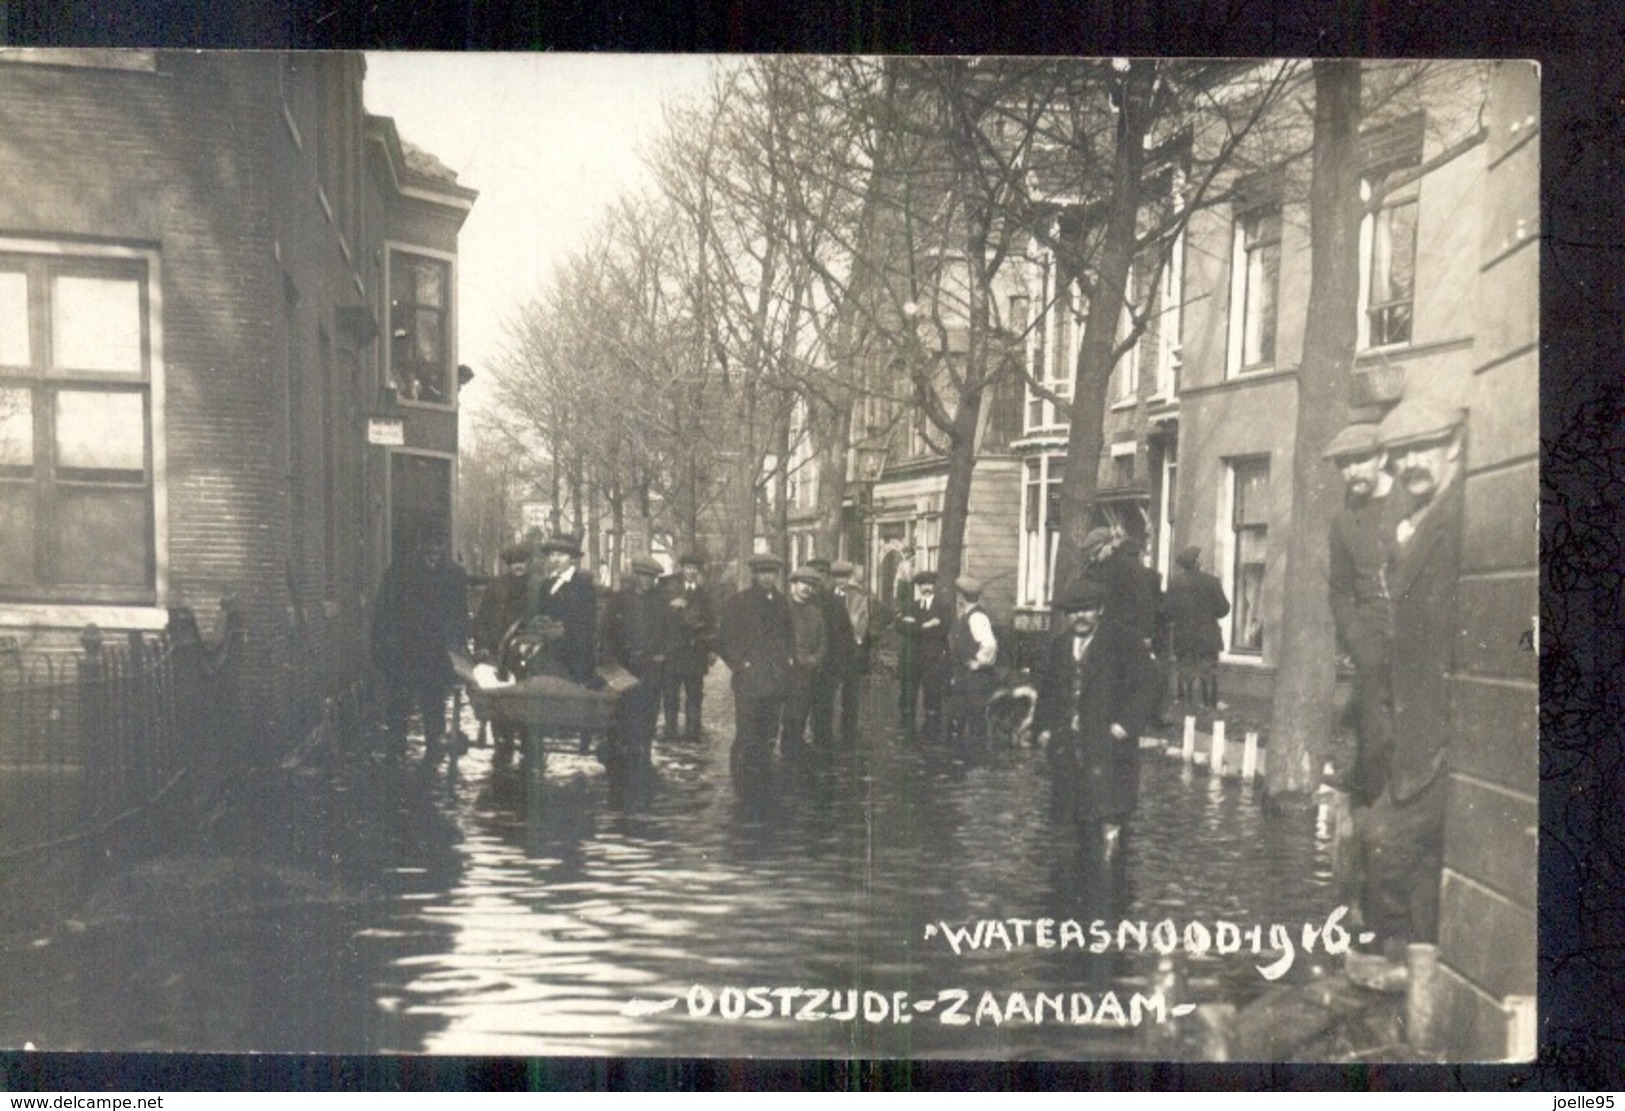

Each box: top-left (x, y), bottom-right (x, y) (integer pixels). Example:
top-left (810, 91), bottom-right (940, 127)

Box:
top-left (361, 53), bottom-right (724, 420)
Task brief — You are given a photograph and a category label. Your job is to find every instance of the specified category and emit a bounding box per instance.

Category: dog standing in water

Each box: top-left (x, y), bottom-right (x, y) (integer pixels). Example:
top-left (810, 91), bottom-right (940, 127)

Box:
top-left (987, 668), bottom-right (1041, 747)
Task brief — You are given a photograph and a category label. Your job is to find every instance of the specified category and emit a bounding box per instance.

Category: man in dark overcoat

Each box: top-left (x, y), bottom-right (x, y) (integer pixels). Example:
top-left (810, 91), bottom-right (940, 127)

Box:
top-left (372, 522), bottom-right (469, 763)
top-left (1346, 398), bottom-right (1465, 994)
top-left (718, 553), bottom-right (795, 780)
top-left (1035, 578), bottom-right (1156, 868)
top-left (897, 569), bottom-right (951, 742)
top-left (604, 555), bottom-right (672, 766)
top-left (1162, 545), bottom-right (1230, 707)
top-left (662, 553), bottom-right (717, 740)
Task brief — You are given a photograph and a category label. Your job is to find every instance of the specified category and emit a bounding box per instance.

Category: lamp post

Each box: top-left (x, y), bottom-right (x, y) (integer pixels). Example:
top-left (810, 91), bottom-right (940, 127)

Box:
top-left (851, 436), bottom-right (890, 585)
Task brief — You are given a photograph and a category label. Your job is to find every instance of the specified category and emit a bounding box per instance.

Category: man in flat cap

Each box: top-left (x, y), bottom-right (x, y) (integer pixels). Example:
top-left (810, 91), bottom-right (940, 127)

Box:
top-left (662, 553), bottom-right (717, 740)
top-left (473, 543), bottom-right (532, 663)
top-left (803, 558), bottom-right (857, 750)
top-left (1323, 421), bottom-right (1409, 806)
top-left (1035, 578), bottom-right (1157, 885)
top-left (718, 553), bottom-right (795, 781)
top-left (1162, 545), bottom-right (1229, 708)
top-left (1345, 397), bottom-right (1466, 992)
top-left (603, 555), bottom-right (673, 766)
top-left (945, 575), bottom-right (998, 749)
top-left (897, 569), bottom-right (952, 742)
top-left (781, 566), bottom-right (829, 757)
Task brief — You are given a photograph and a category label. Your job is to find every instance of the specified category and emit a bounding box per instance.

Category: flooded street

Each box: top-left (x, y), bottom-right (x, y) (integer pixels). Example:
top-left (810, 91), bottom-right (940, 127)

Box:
top-left (0, 673), bottom-right (1343, 1059)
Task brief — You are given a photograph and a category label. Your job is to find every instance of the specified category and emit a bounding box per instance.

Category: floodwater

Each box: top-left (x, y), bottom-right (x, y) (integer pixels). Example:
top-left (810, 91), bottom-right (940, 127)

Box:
top-left (0, 673), bottom-right (1342, 1059)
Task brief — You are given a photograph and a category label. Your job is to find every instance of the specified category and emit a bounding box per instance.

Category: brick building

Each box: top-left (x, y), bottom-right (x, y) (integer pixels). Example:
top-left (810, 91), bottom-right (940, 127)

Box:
top-left (0, 50), bottom-right (476, 752)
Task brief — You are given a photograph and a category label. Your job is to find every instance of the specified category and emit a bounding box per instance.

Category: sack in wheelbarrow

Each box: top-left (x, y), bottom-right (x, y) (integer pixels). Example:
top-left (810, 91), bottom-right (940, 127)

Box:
top-left (466, 664), bottom-right (637, 734)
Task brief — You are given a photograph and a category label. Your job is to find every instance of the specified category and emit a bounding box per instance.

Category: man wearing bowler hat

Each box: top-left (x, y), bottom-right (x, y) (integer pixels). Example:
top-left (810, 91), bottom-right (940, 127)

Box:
top-left (1035, 577), bottom-right (1156, 877)
top-left (529, 533), bottom-right (599, 687)
top-left (718, 553), bottom-right (795, 780)
top-left (662, 553), bottom-right (717, 740)
top-left (1345, 396), bottom-right (1465, 993)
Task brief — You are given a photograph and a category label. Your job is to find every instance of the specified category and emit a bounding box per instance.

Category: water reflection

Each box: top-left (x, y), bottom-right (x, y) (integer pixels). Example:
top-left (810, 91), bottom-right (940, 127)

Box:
top-left (352, 688), bottom-right (1335, 1060)
top-left (0, 679), bottom-right (1336, 1059)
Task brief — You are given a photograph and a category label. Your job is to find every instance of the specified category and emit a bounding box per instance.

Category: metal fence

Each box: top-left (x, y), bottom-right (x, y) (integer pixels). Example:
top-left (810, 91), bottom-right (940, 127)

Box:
top-left (0, 603), bottom-right (244, 922)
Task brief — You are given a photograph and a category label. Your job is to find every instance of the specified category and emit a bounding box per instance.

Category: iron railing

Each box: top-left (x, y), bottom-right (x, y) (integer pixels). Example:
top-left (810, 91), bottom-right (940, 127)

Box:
top-left (0, 602), bottom-right (244, 919)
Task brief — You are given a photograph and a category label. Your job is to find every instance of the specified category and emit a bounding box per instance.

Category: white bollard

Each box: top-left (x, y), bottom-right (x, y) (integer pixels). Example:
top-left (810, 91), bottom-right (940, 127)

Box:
top-left (1182, 716), bottom-right (1197, 762)
top-left (1242, 730), bottom-right (1259, 782)
top-left (1210, 719), bottom-right (1226, 775)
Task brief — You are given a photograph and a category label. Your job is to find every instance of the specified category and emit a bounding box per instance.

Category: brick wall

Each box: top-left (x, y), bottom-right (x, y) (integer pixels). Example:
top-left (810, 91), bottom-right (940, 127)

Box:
top-left (0, 52), bottom-right (417, 755)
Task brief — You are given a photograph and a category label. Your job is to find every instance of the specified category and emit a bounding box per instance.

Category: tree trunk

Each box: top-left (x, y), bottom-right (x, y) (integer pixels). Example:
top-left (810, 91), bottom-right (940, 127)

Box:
top-left (1054, 63), bottom-right (1149, 601)
top-left (935, 393), bottom-right (982, 588)
top-left (1265, 60), bottom-right (1364, 805)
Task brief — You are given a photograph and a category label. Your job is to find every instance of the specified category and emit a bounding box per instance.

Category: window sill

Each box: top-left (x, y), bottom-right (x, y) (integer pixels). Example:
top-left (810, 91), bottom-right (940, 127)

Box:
top-left (1226, 362), bottom-right (1275, 380)
top-left (1110, 398), bottom-right (1138, 412)
top-left (1220, 651), bottom-right (1268, 666)
top-left (395, 397), bottom-right (456, 412)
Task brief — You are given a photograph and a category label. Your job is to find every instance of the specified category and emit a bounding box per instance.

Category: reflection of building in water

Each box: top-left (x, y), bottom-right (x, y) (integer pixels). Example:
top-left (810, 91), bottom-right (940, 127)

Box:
top-left (0, 50), bottom-right (476, 754)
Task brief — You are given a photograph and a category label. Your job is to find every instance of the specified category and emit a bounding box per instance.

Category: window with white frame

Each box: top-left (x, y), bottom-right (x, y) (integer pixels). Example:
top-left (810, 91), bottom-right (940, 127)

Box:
top-left (1227, 457), bottom-right (1269, 654)
top-left (1018, 454), bottom-right (1064, 607)
top-left (389, 249), bottom-right (452, 404)
top-left (1109, 267), bottom-right (1140, 407)
top-left (1227, 206), bottom-right (1281, 375)
top-left (1153, 231), bottom-right (1184, 399)
top-left (0, 250), bottom-right (155, 599)
top-left (1359, 177), bottom-right (1418, 349)
top-left (1025, 253), bottom-right (1077, 434)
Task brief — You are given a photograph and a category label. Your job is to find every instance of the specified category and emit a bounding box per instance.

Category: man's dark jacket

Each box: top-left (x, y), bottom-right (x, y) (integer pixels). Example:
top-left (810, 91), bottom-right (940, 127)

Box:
top-left (718, 584), bottom-right (795, 699)
top-left (605, 585), bottom-right (673, 682)
top-left (663, 579), bottom-right (717, 675)
top-left (372, 555), bottom-right (468, 688)
top-left (1163, 567), bottom-right (1230, 658)
top-left (534, 569), bottom-right (599, 684)
top-left (1034, 623), bottom-right (1156, 825)
top-left (1386, 478), bottom-right (1463, 802)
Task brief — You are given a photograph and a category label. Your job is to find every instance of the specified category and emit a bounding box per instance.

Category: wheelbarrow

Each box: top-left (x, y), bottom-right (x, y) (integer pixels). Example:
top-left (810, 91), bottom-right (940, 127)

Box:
top-left (453, 642), bottom-right (637, 770)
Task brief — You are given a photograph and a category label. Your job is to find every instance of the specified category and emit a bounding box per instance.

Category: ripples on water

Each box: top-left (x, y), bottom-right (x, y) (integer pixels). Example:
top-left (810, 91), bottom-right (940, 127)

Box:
top-left (0, 687), bottom-right (1336, 1058)
top-left (353, 699), bottom-right (1337, 1060)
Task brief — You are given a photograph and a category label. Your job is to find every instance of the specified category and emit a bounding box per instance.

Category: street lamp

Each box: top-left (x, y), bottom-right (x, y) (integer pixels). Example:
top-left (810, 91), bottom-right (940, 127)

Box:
top-left (850, 436), bottom-right (890, 577)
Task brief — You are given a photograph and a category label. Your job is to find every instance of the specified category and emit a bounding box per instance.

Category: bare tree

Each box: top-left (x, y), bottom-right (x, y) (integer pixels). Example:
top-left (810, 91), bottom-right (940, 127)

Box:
top-left (1263, 60), bottom-right (1489, 802)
